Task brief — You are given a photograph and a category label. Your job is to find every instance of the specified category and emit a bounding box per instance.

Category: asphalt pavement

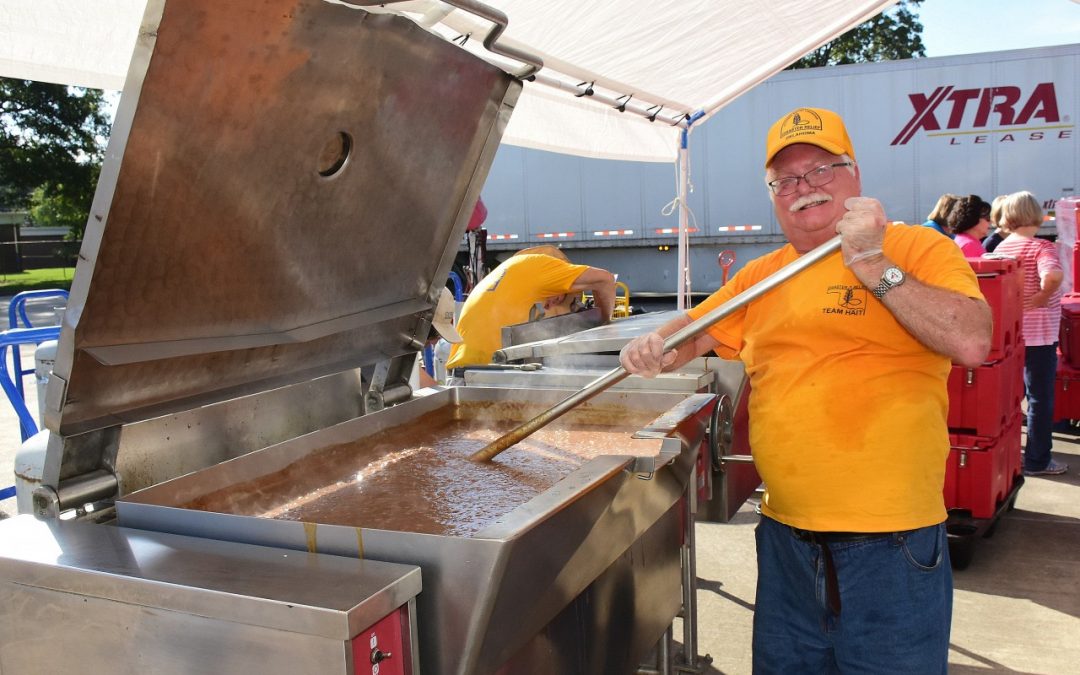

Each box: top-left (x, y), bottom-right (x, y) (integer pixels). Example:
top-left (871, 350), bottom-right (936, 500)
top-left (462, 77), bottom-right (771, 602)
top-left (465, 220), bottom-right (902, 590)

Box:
top-left (693, 442), bottom-right (1080, 674)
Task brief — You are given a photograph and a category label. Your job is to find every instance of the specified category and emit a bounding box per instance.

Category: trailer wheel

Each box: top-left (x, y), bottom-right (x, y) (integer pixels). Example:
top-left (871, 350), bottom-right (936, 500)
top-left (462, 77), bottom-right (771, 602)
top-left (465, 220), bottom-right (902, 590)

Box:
top-left (949, 537), bottom-right (975, 570)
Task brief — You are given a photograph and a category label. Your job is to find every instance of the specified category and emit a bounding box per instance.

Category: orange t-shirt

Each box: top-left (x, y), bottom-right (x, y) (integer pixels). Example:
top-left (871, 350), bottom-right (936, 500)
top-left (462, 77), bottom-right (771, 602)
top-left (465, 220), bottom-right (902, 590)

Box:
top-left (446, 254), bottom-right (589, 369)
top-left (687, 224), bottom-right (984, 532)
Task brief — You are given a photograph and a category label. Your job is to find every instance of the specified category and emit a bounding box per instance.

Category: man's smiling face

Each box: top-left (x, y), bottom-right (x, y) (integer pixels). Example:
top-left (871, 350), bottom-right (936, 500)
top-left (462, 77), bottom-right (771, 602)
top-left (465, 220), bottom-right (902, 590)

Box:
top-left (766, 143), bottom-right (861, 253)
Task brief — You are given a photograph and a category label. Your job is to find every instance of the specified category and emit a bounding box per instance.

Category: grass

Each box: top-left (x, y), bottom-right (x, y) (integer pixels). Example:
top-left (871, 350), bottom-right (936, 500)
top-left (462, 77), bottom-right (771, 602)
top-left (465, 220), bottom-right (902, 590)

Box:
top-left (0, 267), bottom-right (76, 296)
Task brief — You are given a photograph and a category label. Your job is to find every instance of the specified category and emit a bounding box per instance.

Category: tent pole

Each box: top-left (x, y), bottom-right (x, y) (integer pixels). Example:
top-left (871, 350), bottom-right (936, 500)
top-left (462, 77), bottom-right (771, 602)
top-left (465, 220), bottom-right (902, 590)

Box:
top-left (677, 130), bottom-right (690, 310)
top-left (676, 112), bottom-right (705, 311)
top-left (530, 73), bottom-right (690, 128)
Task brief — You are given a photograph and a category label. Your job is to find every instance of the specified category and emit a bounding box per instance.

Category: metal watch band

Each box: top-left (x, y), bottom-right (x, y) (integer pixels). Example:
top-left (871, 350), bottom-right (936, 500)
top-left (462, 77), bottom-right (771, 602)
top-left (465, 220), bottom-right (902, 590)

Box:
top-left (871, 266), bottom-right (904, 299)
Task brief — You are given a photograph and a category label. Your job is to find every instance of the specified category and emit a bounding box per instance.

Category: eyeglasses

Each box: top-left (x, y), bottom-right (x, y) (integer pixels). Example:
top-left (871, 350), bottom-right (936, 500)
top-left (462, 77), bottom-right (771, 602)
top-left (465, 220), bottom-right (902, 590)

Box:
top-left (767, 162), bottom-right (855, 196)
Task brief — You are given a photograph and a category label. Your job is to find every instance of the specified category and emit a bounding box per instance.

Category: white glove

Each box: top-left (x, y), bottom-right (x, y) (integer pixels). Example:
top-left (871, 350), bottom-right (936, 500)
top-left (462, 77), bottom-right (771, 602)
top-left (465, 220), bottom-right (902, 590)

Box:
top-left (619, 332), bottom-right (677, 379)
top-left (837, 196), bottom-right (887, 266)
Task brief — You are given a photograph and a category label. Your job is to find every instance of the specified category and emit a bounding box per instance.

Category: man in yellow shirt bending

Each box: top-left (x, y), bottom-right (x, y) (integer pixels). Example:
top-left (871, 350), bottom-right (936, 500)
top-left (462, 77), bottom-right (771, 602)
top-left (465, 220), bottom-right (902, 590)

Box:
top-left (446, 246), bottom-right (615, 370)
top-left (620, 107), bottom-right (991, 674)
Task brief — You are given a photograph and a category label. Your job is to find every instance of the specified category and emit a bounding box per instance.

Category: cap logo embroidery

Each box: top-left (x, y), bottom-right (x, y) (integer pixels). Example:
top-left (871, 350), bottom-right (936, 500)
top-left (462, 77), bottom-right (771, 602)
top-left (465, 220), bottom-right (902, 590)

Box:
top-left (780, 109), bottom-right (823, 139)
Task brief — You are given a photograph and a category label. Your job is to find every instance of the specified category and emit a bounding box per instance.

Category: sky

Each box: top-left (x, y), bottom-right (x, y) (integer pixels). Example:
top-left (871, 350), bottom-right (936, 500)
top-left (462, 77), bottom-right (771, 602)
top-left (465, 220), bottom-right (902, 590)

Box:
top-left (917, 0), bottom-right (1080, 57)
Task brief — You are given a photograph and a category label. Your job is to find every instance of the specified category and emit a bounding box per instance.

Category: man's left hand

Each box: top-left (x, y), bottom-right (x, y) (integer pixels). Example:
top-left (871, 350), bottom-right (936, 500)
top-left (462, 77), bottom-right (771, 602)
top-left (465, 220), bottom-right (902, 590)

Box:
top-left (837, 196), bottom-right (887, 267)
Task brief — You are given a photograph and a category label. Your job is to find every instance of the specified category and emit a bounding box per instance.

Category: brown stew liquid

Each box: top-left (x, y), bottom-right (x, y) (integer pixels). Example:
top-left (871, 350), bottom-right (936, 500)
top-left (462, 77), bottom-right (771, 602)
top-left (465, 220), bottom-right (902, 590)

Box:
top-left (180, 402), bottom-right (662, 536)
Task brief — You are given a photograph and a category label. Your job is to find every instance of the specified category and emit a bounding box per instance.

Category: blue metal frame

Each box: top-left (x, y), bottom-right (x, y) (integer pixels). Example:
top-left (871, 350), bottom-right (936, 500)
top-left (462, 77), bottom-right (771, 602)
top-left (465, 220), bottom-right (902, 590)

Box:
top-left (423, 344), bottom-right (435, 377)
top-left (0, 290), bottom-right (68, 442)
top-left (0, 290), bottom-right (68, 503)
top-left (447, 270), bottom-right (464, 301)
top-left (421, 273), bottom-right (465, 377)
top-left (6, 289), bottom-right (69, 401)
top-left (0, 326), bottom-right (61, 441)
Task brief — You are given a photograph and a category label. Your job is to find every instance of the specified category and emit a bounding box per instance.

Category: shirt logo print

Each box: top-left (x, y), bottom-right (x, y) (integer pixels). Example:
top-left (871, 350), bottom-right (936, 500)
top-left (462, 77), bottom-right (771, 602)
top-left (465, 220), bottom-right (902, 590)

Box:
top-left (824, 285), bottom-right (868, 316)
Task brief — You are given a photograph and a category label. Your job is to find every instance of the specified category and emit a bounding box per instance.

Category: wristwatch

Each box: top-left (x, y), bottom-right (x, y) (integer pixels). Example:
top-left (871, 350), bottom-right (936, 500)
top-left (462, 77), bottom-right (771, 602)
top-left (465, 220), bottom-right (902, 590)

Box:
top-left (871, 266), bottom-right (906, 299)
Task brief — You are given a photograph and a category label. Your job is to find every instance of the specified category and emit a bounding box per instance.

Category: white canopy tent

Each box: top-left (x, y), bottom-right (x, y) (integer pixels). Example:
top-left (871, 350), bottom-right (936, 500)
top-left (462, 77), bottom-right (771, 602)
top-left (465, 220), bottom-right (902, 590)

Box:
top-left (1, 0), bottom-right (897, 303)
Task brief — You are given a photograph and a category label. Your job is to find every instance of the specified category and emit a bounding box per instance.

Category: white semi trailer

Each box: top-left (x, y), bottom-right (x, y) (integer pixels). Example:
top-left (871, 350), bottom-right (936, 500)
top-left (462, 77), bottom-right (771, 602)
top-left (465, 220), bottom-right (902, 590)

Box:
top-left (476, 44), bottom-right (1079, 297)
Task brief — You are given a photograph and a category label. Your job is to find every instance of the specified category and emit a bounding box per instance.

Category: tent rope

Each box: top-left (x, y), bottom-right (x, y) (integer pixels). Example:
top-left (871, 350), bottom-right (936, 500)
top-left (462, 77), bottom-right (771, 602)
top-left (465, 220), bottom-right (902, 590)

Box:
top-left (660, 161), bottom-right (699, 231)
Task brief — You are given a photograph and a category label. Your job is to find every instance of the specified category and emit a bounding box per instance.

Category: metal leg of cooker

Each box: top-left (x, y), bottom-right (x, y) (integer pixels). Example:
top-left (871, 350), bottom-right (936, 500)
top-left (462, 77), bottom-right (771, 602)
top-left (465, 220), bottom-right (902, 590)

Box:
top-left (660, 624), bottom-right (673, 675)
top-left (676, 467), bottom-right (713, 674)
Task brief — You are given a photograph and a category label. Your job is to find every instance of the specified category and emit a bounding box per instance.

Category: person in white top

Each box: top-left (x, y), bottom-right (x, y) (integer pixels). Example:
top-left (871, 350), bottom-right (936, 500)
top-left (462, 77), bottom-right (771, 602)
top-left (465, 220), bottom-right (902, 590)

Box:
top-left (994, 191), bottom-right (1067, 476)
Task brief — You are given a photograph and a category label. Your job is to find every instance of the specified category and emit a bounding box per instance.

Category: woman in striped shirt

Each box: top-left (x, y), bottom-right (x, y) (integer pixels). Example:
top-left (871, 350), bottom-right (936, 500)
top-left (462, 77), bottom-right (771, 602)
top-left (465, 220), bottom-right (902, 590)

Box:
top-left (994, 191), bottom-right (1067, 476)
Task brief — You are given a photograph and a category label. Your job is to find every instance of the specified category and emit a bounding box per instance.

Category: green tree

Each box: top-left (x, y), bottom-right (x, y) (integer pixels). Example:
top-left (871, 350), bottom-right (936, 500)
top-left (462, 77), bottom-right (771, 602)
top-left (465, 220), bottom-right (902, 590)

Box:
top-left (29, 179), bottom-right (99, 232)
top-left (788, 0), bottom-right (925, 69)
top-left (0, 79), bottom-right (109, 238)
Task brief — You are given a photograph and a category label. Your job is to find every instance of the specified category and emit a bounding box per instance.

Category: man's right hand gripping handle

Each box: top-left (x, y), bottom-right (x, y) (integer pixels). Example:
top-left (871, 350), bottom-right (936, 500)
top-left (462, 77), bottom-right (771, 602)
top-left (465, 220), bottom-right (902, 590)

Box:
top-left (619, 332), bottom-right (677, 379)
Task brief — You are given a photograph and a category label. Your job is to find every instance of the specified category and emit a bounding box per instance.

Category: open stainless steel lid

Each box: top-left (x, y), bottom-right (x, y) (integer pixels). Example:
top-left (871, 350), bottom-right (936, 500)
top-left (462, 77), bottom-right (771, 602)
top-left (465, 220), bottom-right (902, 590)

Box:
top-left (45, 0), bottom-right (520, 436)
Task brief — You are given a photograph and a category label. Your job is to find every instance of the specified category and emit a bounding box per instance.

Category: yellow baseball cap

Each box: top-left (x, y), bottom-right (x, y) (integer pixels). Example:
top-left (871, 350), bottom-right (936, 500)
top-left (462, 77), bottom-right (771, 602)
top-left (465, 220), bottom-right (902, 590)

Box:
top-left (765, 107), bottom-right (855, 167)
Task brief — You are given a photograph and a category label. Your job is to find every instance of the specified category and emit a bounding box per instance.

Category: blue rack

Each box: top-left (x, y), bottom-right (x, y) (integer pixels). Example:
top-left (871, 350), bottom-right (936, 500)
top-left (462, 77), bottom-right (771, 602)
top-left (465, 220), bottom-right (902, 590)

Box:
top-left (0, 290), bottom-right (68, 442)
top-left (0, 290), bottom-right (68, 503)
top-left (424, 273), bottom-right (467, 377)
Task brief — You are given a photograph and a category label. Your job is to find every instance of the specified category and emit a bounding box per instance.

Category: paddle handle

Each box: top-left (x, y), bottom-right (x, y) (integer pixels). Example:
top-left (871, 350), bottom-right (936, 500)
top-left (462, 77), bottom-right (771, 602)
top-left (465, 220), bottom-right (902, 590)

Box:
top-left (468, 235), bottom-right (843, 462)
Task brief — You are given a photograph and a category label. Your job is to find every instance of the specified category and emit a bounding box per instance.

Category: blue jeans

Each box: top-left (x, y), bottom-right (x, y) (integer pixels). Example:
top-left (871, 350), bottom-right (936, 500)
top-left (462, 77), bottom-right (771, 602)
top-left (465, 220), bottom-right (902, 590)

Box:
top-left (1024, 343), bottom-right (1057, 471)
top-left (753, 516), bottom-right (952, 674)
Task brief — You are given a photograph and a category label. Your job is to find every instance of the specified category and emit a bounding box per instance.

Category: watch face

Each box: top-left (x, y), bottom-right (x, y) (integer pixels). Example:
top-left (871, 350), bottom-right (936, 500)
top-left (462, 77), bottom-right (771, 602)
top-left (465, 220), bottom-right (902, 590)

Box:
top-left (884, 267), bottom-right (904, 284)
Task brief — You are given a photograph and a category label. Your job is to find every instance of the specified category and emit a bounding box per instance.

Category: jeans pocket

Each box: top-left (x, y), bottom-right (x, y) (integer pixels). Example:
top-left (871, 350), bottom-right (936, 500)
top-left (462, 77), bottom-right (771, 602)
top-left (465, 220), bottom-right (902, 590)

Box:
top-left (898, 524), bottom-right (944, 572)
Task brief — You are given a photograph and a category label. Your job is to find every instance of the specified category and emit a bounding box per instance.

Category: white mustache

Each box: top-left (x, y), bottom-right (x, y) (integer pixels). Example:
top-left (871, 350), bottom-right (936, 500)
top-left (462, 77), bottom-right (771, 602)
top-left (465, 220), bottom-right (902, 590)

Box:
top-left (789, 192), bottom-right (833, 212)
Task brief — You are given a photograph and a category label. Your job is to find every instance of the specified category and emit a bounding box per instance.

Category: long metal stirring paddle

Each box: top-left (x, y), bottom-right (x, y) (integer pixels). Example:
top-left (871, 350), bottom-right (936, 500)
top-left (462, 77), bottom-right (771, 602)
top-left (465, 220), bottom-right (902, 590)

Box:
top-left (468, 235), bottom-right (843, 462)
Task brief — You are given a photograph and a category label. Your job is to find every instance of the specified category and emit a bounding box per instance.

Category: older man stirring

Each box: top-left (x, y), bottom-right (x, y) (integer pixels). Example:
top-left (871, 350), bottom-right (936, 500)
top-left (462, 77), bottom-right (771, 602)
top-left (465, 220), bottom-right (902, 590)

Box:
top-left (620, 108), bottom-right (991, 673)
